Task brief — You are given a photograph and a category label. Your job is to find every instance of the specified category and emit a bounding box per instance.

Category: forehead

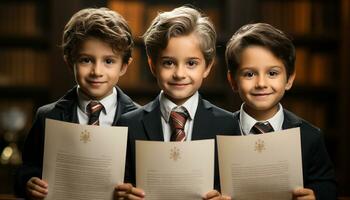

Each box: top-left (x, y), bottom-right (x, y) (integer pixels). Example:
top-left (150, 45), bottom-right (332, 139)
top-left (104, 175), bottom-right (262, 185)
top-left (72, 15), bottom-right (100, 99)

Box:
top-left (159, 34), bottom-right (203, 58)
top-left (239, 45), bottom-right (285, 69)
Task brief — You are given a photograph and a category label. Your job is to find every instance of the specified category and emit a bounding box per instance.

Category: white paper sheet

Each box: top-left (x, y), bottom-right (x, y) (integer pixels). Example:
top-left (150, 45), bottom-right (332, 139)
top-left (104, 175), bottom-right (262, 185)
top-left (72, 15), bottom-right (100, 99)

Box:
top-left (42, 119), bottom-right (128, 200)
top-left (217, 128), bottom-right (303, 200)
top-left (136, 139), bottom-right (214, 200)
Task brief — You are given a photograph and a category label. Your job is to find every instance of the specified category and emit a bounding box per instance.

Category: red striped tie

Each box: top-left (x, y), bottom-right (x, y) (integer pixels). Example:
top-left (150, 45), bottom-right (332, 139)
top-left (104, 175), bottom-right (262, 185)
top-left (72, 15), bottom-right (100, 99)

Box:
top-left (169, 111), bottom-right (188, 142)
top-left (87, 101), bottom-right (103, 125)
top-left (250, 122), bottom-right (274, 134)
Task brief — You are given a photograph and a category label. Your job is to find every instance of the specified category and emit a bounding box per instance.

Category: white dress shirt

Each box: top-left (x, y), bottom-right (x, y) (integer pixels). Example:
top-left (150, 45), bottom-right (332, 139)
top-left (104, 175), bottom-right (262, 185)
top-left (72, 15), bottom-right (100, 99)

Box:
top-left (76, 87), bottom-right (117, 126)
top-left (239, 103), bottom-right (284, 135)
top-left (159, 91), bottom-right (199, 142)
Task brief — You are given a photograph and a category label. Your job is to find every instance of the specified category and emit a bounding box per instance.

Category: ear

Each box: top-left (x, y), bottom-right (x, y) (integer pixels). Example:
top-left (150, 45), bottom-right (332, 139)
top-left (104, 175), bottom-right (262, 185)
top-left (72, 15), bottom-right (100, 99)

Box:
top-left (119, 57), bottom-right (132, 77)
top-left (285, 71), bottom-right (296, 90)
top-left (64, 55), bottom-right (74, 72)
top-left (202, 60), bottom-right (214, 78)
top-left (147, 56), bottom-right (157, 77)
top-left (227, 70), bottom-right (238, 91)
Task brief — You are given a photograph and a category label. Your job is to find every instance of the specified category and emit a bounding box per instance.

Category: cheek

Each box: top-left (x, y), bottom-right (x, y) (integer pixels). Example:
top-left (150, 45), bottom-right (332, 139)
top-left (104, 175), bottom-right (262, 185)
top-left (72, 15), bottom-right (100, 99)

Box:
top-left (157, 70), bottom-right (171, 81)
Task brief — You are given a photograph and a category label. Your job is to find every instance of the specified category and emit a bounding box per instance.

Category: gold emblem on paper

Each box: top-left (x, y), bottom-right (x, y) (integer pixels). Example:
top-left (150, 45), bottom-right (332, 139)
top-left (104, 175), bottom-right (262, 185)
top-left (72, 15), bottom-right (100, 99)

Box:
top-left (80, 130), bottom-right (91, 143)
top-left (254, 139), bottom-right (265, 153)
top-left (170, 146), bottom-right (181, 161)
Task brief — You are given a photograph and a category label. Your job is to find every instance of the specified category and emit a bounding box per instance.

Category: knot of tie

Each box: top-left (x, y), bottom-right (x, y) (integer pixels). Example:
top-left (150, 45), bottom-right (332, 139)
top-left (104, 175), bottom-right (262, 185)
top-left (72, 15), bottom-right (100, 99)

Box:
top-left (169, 110), bottom-right (188, 142)
top-left (87, 101), bottom-right (103, 125)
top-left (250, 121), bottom-right (274, 134)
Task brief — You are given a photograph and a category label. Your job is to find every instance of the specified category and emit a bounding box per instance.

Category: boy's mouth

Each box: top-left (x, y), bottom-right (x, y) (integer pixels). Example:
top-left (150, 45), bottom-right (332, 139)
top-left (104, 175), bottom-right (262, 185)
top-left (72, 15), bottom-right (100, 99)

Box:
top-left (168, 83), bottom-right (190, 87)
top-left (251, 92), bottom-right (273, 97)
top-left (87, 80), bottom-right (106, 86)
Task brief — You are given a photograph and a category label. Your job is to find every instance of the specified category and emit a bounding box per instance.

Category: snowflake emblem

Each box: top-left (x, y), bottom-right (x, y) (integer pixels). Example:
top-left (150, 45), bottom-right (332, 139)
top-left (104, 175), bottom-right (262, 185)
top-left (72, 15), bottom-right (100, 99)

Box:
top-left (254, 139), bottom-right (265, 153)
top-left (169, 146), bottom-right (181, 161)
top-left (80, 130), bottom-right (91, 143)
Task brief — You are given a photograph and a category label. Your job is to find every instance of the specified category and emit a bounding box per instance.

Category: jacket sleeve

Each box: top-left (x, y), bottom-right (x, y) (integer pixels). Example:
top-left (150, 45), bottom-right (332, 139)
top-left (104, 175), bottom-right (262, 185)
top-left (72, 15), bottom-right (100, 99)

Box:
top-left (14, 108), bottom-right (46, 197)
top-left (305, 131), bottom-right (337, 200)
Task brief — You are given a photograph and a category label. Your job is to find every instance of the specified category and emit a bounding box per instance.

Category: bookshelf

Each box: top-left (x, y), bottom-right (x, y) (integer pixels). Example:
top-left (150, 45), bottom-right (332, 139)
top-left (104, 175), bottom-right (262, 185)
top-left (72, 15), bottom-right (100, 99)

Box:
top-left (0, 0), bottom-right (50, 194)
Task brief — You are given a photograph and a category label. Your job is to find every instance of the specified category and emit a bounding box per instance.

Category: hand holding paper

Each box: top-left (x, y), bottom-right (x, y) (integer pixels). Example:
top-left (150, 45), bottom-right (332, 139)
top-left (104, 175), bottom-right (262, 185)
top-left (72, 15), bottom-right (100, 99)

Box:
top-left (136, 139), bottom-right (214, 200)
top-left (217, 128), bottom-right (303, 200)
top-left (42, 119), bottom-right (128, 200)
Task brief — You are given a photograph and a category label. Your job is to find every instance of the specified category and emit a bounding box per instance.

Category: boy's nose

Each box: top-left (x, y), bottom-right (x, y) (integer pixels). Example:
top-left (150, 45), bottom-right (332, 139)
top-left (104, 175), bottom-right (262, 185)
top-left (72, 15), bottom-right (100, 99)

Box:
top-left (173, 65), bottom-right (186, 79)
top-left (91, 62), bottom-right (103, 76)
top-left (256, 75), bottom-right (267, 88)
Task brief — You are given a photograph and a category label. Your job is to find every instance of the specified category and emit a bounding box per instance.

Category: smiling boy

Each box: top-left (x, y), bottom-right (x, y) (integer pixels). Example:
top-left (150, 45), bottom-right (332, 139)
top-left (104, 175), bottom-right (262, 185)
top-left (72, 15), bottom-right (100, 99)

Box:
top-left (15, 8), bottom-right (138, 199)
top-left (114, 6), bottom-right (236, 200)
top-left (225, 23), bottom-right (336, 200)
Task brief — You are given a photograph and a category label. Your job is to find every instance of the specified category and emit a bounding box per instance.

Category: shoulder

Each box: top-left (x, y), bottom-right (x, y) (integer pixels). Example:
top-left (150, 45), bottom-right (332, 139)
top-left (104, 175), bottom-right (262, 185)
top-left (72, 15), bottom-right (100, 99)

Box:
top-left (283, 109), bottom-right (321, 134)
top-left (283, 109), bottom-right (323, 147)
top-left (116, 87), bottom-right (140, 112)
top-left (119, 98), bottom-right (159, 124)
top-left (200, 98), bottom-right (233, 118)
top-left (35, 87), bottom-right (78, 119)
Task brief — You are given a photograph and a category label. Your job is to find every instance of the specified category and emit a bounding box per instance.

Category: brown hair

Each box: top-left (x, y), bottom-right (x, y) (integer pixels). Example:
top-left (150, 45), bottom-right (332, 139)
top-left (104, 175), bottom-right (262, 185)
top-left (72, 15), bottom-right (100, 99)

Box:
top-left (143, 6), bottom-right (217, 66)
top-left (62, 7), bottom-right (133, 65)
top-left (225, 23), bottom-right (295, 78)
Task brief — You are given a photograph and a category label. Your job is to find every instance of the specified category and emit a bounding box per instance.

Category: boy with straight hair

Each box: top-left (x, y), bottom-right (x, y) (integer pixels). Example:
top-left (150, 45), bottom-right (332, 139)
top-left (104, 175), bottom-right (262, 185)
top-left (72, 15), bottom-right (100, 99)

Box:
top-left (225, 22), bottom-right (336, 200)
top-left (115, 6), bottom-right (236, 200)
top-left (15, 7), bottom-right (139, 199)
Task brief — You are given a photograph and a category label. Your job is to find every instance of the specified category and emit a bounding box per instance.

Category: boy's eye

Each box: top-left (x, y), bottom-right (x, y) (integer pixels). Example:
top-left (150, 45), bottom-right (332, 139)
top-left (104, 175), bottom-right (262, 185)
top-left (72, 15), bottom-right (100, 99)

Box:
top-left (187, 60), bottom-right (198, 68)
top-left (162, 60), bottom-right (175, 68)
top-left (78, 57), bottom-right (92, 64)
top-left (105, 58), bottom-right (115, 64)
top-left (268, 70), bottom-right (279, 77)
top-left (242, 71), bottom-right (255, 78)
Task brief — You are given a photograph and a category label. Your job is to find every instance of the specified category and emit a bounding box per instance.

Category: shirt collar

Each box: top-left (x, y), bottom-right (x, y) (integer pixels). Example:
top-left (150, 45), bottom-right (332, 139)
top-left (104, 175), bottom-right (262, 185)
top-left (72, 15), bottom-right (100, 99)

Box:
top-left (77, 86), bottom-right (117, 115)
top-left (159, 91), bottom-right (198, 122)
top-left (240, 103), bottom-right (284, 135)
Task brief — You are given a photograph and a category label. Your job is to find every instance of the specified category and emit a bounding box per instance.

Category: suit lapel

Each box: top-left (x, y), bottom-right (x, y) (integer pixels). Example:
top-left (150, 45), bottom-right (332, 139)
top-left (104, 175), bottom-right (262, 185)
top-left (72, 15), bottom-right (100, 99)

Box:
top-left (112, 87), bottom-right (138, 125)
top-left (192, 98), bottom-right (214, 140)
top-left (55, 86), bottom-right (79, 123)
top-left (142, 98), bottom-right (164, 141)
top-left (282, 109), bottom-right (302, 129)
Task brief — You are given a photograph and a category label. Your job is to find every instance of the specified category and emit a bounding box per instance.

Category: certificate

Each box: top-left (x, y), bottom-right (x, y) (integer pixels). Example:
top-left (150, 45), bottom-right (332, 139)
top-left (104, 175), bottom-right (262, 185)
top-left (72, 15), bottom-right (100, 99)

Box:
top-left (42, 119), bottom-right (128, 200)
top-left (136, 139), bottom-right (214, 200)
top-left (217, 128), bottom-right (303, 200)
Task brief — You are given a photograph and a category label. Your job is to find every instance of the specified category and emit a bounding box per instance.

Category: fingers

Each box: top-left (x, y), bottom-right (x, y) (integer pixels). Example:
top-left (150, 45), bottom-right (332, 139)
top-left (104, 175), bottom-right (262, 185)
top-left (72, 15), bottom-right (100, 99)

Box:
top-left (220, 195), bottom-right (232, 200)
top-left (115, 183), bottom-right (145, 200)
top-left (203, 190), bottom-right (220, 200)
top-left (26, 177), bottom-right (48, 199)
top-left (292, 188), bottom-right (315, 200)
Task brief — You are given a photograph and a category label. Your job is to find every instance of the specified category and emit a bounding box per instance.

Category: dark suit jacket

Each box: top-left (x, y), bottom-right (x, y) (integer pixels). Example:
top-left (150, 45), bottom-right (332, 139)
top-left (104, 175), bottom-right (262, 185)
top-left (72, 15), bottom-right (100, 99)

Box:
top-left (232, 109), bottom-right (337, 200)
top-left (117, 95), bottom-right (239, 191)
top-left (14, 86), bottom-right (138, 197)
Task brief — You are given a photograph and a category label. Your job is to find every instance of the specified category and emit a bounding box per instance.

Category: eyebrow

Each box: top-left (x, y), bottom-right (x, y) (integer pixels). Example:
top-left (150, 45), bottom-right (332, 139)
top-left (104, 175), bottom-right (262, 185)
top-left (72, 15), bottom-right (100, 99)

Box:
top-left (160, 56), bottom-right (201, 60)
top-left (77, 53), bottom-right (119, 58)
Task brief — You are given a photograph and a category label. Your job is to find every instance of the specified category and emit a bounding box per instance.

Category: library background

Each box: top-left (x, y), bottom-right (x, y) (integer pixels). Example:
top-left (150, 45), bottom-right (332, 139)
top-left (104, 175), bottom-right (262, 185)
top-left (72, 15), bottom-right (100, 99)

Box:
top-left (0, 0), bottom-right (349, 199)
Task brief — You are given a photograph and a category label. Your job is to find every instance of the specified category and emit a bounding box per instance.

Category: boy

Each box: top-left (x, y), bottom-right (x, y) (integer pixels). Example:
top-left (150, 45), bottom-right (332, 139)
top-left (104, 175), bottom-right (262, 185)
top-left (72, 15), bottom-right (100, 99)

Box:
top-left (225, 23), bottom-right (336, 200)
top-left (115, 6), bottom-right (236, 200)
top-left (14, 8), bottom-right (138, 199)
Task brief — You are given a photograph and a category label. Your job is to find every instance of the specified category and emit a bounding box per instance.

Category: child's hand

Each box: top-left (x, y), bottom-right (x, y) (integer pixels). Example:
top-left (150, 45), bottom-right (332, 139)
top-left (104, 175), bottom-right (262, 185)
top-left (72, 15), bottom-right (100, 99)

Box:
top-left (26, 177), bottom-right (48, 200)
top-left (203, 190), bottom-right (232, 200)
top-left (114, 183), bottom-right (145, 200)
top-left (292, 187), bottom-right (315, 200)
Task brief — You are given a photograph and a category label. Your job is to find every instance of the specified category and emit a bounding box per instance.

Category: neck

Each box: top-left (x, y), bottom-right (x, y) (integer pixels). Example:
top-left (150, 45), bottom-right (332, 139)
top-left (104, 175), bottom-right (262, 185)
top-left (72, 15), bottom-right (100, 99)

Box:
top-left (243, 104), bottom-right (279, 121)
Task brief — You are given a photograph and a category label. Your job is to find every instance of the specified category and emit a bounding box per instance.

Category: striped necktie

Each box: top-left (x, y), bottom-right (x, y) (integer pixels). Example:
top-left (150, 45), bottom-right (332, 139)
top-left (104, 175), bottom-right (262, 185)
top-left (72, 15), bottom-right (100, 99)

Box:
top-left (250, 121), bottom-right (274, 134)
top-left (169, 110), bottom-right (188, 142)
top-left (87, 101), bottom-right (103, 125)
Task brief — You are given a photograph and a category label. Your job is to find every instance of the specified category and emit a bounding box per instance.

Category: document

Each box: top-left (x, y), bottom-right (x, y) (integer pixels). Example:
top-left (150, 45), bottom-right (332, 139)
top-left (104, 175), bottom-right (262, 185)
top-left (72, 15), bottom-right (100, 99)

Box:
top-left (136, 139), bottom-right (214, 200)
top-left (42, 119), bottom-right (128, 200)
top-left (217, 128), bottom-right (303, 200)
